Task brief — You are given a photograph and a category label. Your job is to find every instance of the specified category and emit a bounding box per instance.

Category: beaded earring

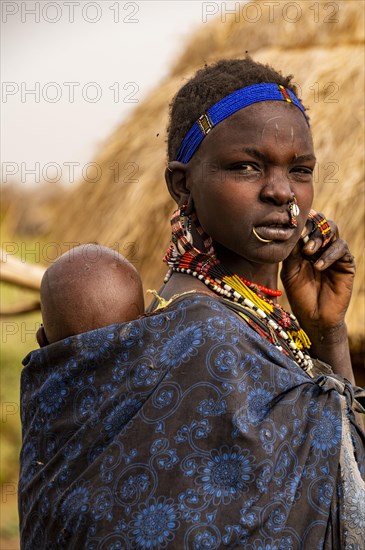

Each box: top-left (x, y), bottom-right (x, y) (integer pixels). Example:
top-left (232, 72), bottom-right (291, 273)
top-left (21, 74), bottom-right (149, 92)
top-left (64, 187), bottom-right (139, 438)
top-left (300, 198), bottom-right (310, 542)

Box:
top-left (164, 205), bottom-right (215, 282)
top-left (177, 207), bottom-right (193, 253)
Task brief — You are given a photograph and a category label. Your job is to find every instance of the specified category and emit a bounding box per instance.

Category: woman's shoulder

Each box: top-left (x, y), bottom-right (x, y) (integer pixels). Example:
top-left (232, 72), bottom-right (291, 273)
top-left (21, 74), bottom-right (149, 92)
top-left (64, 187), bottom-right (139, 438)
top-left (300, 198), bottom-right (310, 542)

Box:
top-left (147, 288), bottom-right (234, 319)
top-left (146, 273), bottom-right (218, 312)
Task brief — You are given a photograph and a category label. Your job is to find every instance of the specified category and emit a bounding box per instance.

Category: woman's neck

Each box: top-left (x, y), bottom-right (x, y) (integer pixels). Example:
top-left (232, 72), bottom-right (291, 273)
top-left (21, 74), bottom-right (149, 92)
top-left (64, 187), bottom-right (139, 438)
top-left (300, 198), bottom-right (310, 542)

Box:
top-left (213, 243), bottom-right (280, 291)
top-left (189, 224), bottom-right (280, 291)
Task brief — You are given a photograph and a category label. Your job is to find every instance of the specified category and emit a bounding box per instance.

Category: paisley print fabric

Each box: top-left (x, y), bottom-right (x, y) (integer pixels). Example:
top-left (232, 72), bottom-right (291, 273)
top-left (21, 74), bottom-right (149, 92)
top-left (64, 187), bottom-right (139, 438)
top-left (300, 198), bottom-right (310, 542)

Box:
top-left (18, 293), bottom-right (365, 549)
top-left (339, 395), bottom-right (365, 549)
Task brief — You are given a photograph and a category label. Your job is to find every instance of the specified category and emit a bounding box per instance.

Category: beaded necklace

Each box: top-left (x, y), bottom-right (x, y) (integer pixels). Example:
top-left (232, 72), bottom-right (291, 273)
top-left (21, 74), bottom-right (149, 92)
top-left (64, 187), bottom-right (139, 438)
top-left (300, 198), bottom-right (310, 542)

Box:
top-left (163, 207), bottom-right (313, 374)
top-left (238, 276), bottom-right (282, 298)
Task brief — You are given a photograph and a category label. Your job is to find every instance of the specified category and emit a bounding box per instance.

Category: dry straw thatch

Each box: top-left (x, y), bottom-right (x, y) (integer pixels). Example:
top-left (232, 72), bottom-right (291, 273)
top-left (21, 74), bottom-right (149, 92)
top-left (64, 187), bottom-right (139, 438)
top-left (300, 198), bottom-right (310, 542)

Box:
top-left (51, 0), bottom-right (364, 349)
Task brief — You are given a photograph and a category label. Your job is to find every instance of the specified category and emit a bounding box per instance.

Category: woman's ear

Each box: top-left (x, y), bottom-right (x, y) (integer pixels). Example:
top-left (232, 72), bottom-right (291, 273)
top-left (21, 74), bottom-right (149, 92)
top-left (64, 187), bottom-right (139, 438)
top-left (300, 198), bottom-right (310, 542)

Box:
top-left (36, 325), bottom-right (49, 348)
top-left (165, 161), bottom-right (191, 208)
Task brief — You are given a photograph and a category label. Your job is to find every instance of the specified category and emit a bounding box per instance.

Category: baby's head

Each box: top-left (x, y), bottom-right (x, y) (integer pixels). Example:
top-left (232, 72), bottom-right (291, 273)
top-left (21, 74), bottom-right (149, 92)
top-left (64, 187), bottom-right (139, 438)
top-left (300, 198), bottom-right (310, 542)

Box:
top-left (38, 244), bottom-right (144, 346)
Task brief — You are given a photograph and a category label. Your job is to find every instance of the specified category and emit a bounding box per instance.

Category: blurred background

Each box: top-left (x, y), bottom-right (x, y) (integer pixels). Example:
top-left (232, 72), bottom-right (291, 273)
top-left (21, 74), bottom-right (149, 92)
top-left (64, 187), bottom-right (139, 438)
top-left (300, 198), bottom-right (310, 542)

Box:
top-left (1, 1), bottom-right (364, 546)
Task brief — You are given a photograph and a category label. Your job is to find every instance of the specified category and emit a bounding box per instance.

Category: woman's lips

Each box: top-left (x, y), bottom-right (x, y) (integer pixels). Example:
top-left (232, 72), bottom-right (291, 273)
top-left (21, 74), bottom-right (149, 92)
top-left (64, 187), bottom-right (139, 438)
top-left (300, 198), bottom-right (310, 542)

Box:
top-left (254, 224), bottom-right (295, 241)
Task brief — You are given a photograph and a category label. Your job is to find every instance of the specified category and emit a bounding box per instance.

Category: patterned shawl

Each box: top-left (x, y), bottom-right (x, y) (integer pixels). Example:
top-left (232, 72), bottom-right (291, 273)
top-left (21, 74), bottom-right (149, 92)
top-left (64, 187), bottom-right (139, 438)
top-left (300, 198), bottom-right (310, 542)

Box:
top-left (19, 293), bottom-right (365, 549)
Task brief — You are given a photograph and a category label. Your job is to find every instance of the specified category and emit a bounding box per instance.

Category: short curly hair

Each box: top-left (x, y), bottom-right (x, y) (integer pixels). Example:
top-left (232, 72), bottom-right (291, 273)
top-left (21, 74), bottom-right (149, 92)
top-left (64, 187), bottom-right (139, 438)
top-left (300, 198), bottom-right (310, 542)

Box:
top-left (167, 57), bottom-right (303, 161)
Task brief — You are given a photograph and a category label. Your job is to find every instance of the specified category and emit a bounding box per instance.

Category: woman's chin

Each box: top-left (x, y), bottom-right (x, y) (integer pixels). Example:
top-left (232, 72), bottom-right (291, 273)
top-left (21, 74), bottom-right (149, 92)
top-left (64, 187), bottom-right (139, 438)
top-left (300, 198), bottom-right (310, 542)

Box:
top-left (214, 240), bottom-right (297, 269)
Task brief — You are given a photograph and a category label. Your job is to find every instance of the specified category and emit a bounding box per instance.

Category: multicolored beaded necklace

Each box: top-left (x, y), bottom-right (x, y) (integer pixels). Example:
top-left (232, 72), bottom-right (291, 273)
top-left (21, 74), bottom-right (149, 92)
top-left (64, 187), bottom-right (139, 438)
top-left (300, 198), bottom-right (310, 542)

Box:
top-left (163, 207), bottom-right (313, 374)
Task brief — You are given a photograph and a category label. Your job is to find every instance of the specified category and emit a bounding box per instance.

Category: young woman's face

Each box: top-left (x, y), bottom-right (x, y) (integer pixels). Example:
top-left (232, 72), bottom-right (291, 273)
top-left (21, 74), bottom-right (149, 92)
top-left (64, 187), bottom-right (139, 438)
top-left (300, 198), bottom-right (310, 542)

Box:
top-left (186, 101), bottom-right (315, 265)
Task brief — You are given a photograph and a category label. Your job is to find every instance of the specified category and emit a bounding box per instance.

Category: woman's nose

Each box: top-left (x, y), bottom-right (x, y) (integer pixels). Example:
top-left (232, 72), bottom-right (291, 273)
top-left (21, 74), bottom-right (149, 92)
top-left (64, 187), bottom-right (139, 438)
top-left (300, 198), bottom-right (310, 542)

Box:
top-left (260, 168), bottom-right (293, 206)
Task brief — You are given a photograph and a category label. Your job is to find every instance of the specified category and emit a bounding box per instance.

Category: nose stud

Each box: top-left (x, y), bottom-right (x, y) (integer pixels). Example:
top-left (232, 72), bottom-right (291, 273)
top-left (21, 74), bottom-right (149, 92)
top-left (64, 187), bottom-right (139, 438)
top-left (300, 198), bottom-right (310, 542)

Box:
top-left (289, 196), bottom-right (300, 227)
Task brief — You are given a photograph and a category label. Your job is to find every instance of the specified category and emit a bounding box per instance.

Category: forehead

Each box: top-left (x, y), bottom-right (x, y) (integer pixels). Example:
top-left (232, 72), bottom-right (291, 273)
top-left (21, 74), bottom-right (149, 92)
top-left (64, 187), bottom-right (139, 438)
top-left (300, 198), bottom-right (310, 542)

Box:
top-left (196, 101), bottom-right (313, 158)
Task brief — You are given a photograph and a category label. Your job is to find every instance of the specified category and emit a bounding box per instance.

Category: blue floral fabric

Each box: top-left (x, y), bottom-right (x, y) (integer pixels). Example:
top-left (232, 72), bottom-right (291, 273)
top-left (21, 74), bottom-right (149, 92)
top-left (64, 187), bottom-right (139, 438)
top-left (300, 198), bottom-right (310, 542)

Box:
top-left (19, 293), bottom-right (365, 549)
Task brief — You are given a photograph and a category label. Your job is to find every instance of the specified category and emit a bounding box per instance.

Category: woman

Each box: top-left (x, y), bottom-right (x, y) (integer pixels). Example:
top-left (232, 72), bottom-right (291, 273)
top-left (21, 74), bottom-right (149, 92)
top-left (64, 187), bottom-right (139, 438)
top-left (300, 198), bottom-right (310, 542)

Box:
top-left (19, 58), bottom-right (364, 549)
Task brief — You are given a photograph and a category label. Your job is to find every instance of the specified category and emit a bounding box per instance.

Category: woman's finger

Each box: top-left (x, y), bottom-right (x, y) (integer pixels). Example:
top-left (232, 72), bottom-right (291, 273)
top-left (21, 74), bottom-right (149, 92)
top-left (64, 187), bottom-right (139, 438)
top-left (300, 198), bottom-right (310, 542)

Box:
top-left (312, 239), bottom-right (355, 271)
top-left (301, 218), bottom-right (338, 257)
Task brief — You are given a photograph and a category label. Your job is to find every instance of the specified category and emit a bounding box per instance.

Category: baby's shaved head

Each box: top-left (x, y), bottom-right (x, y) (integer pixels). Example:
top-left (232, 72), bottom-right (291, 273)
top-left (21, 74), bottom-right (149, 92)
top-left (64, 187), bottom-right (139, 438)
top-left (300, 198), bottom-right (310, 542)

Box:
top-left (40, 244), bottom-right (144, 343)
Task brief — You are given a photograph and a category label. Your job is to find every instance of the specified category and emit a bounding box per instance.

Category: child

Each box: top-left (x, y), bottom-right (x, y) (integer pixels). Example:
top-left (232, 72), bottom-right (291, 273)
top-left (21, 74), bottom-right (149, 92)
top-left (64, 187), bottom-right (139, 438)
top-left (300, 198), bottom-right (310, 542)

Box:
top-left (36, 243), bottom-right (144, 346)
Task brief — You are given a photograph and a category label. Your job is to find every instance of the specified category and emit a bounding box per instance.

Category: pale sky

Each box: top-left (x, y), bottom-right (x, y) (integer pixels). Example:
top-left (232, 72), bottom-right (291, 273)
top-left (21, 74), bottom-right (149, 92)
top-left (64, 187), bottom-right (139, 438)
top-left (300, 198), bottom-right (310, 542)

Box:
top-left (1, 1), bottom-right (208, 186)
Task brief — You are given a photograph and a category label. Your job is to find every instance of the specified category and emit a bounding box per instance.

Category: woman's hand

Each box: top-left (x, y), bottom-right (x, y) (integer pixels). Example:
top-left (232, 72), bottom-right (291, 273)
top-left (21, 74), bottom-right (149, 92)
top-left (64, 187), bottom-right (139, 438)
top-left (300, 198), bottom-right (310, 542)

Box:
top-left (281, 216), bottom-right (355, 332)
top-left (281, 214), bottom-right (356, 383)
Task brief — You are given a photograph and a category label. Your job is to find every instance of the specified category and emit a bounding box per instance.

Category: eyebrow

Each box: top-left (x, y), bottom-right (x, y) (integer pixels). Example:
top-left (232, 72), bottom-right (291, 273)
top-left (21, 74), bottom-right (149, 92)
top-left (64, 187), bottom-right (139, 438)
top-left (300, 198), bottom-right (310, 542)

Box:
top-left (237, 147), bottom-right (317, 163)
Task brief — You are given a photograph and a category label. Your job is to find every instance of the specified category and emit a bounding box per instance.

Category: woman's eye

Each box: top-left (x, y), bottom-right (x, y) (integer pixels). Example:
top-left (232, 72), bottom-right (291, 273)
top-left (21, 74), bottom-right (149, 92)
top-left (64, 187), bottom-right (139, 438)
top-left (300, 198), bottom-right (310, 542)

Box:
top-left (228, 163), bottom-right (261, 181)
top-left (291, 166), bottom-right (314, 175)
top-left (230, 163), bottom-right (259, 173)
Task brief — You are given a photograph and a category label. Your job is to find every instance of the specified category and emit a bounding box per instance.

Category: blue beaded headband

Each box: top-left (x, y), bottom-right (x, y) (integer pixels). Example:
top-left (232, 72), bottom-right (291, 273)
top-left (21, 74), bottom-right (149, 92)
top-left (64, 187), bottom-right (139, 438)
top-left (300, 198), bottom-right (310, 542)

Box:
top-left (175, 83), bottom-right (309, 163)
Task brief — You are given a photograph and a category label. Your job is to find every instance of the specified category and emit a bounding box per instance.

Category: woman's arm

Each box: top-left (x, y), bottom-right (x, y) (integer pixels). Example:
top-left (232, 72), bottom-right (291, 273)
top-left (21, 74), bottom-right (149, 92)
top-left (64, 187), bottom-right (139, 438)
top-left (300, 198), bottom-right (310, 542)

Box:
top-left (281, 218), bottom-right (356, 383)
top-left (281, 222), bottom-right (364, 427)
top-left (308, 322), bottom-right (355, 384)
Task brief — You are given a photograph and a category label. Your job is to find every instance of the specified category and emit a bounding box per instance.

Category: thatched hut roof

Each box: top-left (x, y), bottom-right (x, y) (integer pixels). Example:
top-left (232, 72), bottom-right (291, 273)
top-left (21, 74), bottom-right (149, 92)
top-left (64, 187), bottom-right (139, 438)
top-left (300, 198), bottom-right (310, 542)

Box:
top-left (51, 0), bottom-right (364, 348)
